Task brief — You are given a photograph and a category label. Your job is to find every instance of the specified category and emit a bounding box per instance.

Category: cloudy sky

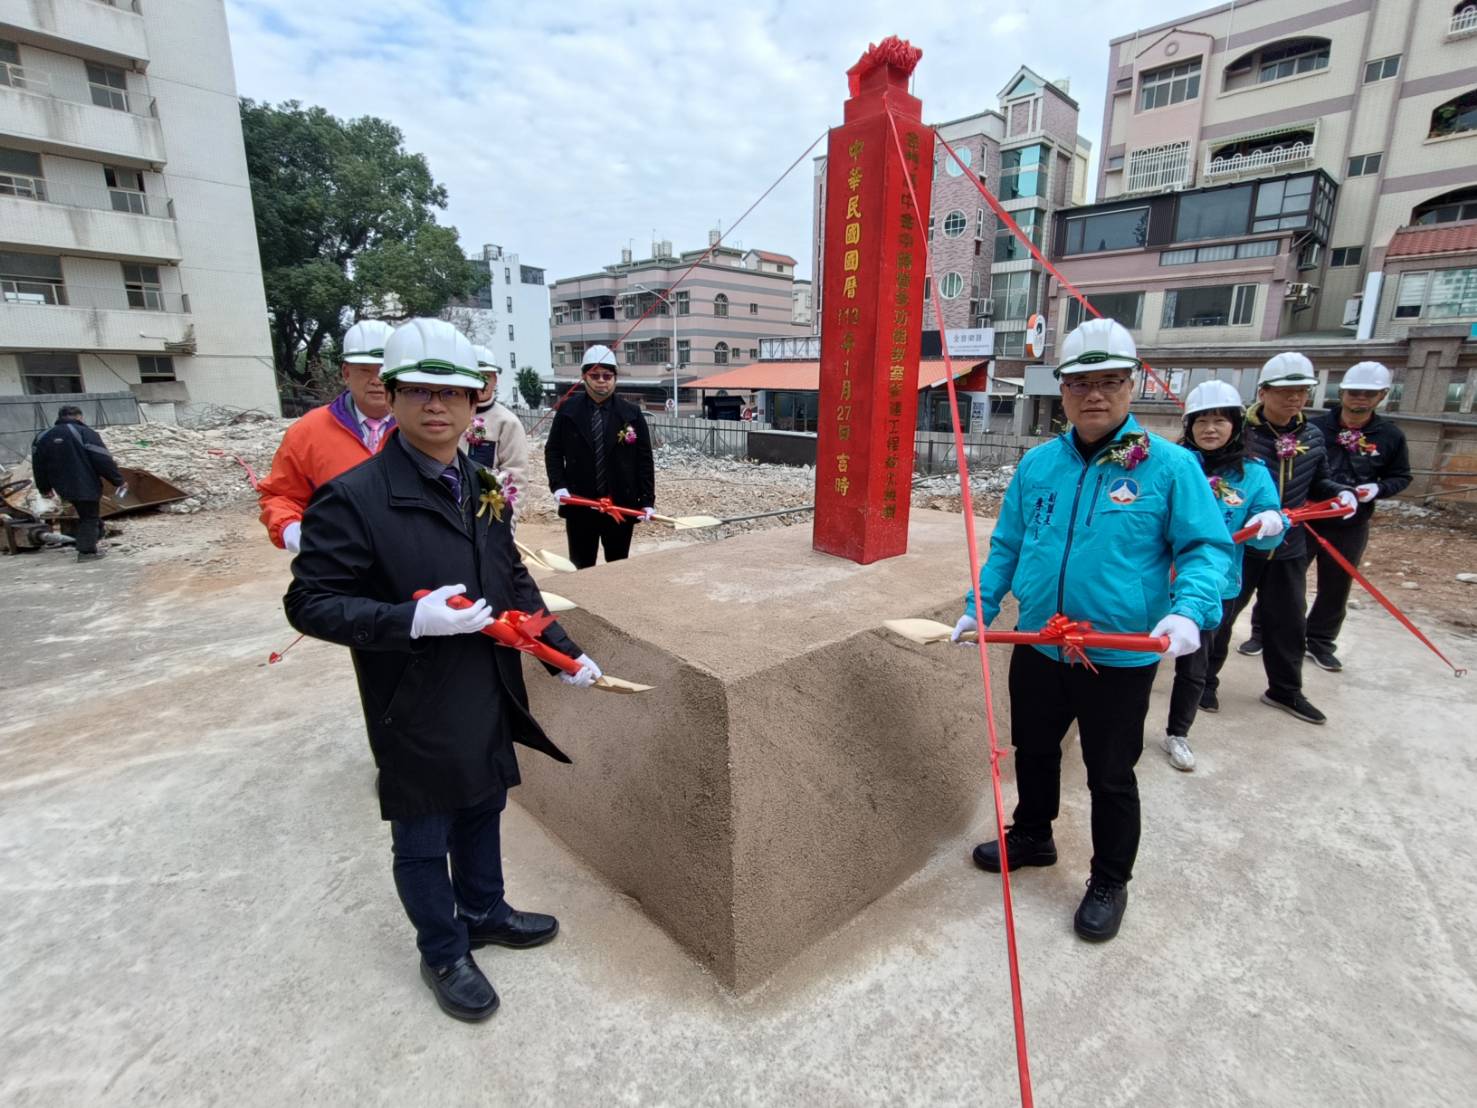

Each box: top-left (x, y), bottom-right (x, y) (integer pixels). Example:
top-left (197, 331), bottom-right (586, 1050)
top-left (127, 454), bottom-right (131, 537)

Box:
top-left (223, 0), bottom-right (1174, 282)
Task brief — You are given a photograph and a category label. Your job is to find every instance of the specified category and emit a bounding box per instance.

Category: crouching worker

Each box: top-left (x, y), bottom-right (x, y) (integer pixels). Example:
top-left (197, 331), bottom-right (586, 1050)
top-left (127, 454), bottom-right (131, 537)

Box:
top-left (952, 320), bottom-right (1232, 942)
top-left (285, 318), bottom-right (604, 1022)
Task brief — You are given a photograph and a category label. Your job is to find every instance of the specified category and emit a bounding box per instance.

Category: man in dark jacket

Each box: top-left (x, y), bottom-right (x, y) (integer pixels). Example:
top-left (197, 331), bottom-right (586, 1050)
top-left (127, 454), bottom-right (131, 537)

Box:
top-left (1205, 354), bottom-right (1356, 725)
top-left (30, 405), bottom-right (125, 562)
top-left (1301, 361), bottom-right (1411, 671)
top-left (285, 319), bottom-right (603, 1023)
top-left (545, 345), bottom-right (655, 568)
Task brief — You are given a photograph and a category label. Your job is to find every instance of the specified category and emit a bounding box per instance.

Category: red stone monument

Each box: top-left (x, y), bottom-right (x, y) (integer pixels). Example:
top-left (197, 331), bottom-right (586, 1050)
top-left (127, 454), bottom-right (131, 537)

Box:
top-left (813, 37), bottom-right (935, 564)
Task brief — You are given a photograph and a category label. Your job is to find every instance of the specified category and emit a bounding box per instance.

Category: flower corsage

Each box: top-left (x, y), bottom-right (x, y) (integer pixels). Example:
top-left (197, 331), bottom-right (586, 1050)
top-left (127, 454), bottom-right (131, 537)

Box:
top-left (1275, 432), bottom-right (1307, 460)
top-left (1097, 431), bottom-right (1149, 471)
top-left (475, 467), bottom-right (517, 522)
top-left (1208, 474), bottom-right (1243, 506)
top-left (465, 416), bottom-right (488, 446)
top-left (616, 423), bottom-right (638, 445)
top-left (1336, 428), bottom-right (1379, 457)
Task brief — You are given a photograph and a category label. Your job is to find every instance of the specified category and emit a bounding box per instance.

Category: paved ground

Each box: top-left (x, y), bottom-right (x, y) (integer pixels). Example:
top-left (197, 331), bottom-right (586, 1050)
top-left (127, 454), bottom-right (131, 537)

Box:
top-left (2, 507), bottom-right (1476, 1106)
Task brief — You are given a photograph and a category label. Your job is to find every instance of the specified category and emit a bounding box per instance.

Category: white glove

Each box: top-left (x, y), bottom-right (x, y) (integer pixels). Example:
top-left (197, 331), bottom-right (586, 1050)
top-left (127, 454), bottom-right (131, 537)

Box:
top-left (553, 488), bottom-right (571, 504)
top-left (1249, 509), bottom-right (1284, 539)
top-left (559, 653), bottom-right (603, 687)
top-left (1150, 614), bottom-right (1201, 658)
top-left (410, 584), bottom-right (492, 639)
top-left (951, 614), bottom-right (978, 644)
top-left (282, 520), bottom-right (302, 553)
top-left (642, 507), bottom-right (655, 522)
top-left (1336, 489), bottom-right (1358, 513)
top-left (114, 483), bottom-right (129, 500)
top-left (1355, 483), bottom-right (1380, 503)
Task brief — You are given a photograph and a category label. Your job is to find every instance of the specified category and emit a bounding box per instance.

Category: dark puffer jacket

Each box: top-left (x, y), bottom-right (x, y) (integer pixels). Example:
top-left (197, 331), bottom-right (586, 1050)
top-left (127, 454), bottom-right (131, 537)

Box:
top-left (1312, 407), bottom-right (1411, 527)
top-left (30, 418), bottom-right (124, 502)
top-left (1242, 403), bottom-right (1351, 561)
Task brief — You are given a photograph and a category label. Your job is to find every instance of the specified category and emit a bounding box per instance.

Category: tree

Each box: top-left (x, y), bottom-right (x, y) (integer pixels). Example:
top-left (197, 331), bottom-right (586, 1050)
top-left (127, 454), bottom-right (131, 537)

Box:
top-left (517, 367), bottom-right (544, 409)
top-left (240, 99), bottom-right (481, 386)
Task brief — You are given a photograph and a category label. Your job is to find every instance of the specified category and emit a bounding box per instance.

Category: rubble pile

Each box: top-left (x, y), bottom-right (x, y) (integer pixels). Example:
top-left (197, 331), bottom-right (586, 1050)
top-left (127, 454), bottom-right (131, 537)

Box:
top-left (99, 413), bottom-right (292, 511)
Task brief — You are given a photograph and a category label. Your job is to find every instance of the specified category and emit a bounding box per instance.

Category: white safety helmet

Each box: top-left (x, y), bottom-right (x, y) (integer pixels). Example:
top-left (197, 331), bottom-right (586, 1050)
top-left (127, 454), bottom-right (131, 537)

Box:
top-left (1184, 379), bottom-right (1245, 417)
top-left (1341, 361), bottom-right (1392, 391)
top-left (1257, 352), bottom-right (1318, 388)
top-left (580, 344), bottom-right (619, 372)
top-left (380, 318), bottom-right (485, 391)
top-left (472, 345), bottom-right (504, 375)
top-left (1054, 318), bottom-right (1141, 377)
top-left (341, 319), bottom-right (395, 366)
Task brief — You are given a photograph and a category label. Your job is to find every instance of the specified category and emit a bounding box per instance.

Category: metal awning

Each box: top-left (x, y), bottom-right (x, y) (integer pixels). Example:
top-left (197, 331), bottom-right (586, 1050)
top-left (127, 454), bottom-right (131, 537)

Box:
top-left (1210, 120), bottom-right (1318, 148)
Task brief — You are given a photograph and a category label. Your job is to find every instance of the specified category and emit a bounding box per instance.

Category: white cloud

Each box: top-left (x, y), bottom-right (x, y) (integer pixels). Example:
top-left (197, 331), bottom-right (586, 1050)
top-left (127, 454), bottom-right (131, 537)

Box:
top-left (223, 0), bottom-right (1170, 282)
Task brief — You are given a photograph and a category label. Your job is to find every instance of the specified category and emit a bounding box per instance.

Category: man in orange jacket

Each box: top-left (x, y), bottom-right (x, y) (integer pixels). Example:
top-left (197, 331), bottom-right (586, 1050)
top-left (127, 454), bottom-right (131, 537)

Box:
top-left (259, 319), bottom-right (397, 552)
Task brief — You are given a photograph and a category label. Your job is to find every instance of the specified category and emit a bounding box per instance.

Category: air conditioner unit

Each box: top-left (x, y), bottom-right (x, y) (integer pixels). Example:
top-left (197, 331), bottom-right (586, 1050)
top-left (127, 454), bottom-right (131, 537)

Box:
top-left (970, 297), bottom-right (995, 316)
top-left (1285, 282), bottom-right (1316, 299)
top-left (1341, 294), bottom-right (1363, 327)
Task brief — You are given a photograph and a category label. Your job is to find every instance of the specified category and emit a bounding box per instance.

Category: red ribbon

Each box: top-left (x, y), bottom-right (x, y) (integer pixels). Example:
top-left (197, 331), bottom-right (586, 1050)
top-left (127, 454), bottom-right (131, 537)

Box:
top-left (978, 615), bottom-right (1172, 673)
top-left (560, 494), bottom-right (645, 521)
top-left (1232, 498), bottom-right (1353, 544)
top-left (411, 590), bottom-right (584, 676)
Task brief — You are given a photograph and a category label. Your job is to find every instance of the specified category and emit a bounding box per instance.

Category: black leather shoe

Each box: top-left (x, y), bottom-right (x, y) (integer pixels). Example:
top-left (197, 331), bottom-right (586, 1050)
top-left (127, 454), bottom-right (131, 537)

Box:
top-left (77, 550), bottom-right (106, 562)
top-left (1073, 877), bottom-right (1128, 942)
top-left (466, 909), bottom-right (559, 949)
top-left (420, 954), bottom-right (499, 1021)
top-left (1198, 688), bottom-right (1219, 713)
top-left (1306, 647), bottom-right (1342, 672)
top-left (1260, 691), bottom-right (1326, 725)
top-left (972, 827), bottom-right (1057, 873)
top-left (1236, 637), bottom-right (1262, 657)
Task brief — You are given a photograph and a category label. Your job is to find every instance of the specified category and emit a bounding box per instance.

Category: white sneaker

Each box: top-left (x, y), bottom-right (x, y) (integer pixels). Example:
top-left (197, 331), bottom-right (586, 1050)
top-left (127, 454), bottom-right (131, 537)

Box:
top-left (1161, 733), bottom-right (1195, 772)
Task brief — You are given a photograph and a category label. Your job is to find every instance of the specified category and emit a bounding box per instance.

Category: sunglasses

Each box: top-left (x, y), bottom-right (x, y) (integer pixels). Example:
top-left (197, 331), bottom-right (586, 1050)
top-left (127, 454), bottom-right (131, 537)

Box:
top-left (585, 372), bottom-right (616, 382)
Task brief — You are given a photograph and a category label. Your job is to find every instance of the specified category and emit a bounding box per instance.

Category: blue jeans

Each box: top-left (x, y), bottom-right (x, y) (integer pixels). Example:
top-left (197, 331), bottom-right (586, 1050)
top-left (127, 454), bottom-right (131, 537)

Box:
top-left (390, 785), bottom-right (513, 967)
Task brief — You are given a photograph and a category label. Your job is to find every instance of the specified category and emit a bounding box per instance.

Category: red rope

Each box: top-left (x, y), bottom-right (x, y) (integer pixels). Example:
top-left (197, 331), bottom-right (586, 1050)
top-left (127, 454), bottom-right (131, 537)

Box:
top-left (1302, 523), bottom-right (1467, 676)
top-left (932, 132), bottom-right (1184, 409)
top-left (886, 111), bottom-right (1034, 1108)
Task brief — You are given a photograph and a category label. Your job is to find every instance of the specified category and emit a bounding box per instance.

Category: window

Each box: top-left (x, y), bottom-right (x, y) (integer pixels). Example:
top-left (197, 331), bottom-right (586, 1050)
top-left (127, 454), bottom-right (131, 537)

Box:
top-left (1330, 246), bottom-right (1363, 267)
top-left (137, 355), bottom-right (175, 382)
top-left (0, 147), bottom-right (44, 199)
top-left (1205, 128), bottom-right (1315, 177)
top-left (923, 275), bottom-right (930, 300)
top-left (749, 348), bottom-right (758, 360)
top-left (509, 352), bottom-right (516, 369)
top-left (941, 209), bottom-right (968, 237)
top-left (1160, 240), bottom-right (1279, 265)
top-left (996, 331), bottom-right (1026, 357)
top-left (1139, 60), bottom-right (1201, 110)
top-left (1066, 292), bottom-right (1144, 332)
top-left (749, 302), bottom-right (758, 315)
top-left (939, 272), bottom-right (965, 299)
top-left (506, 296), bottom-right (513, 312)
top-left (1252, 174), bottom-right (1316, 233)
top-left (713, 293), bottom-right (728, 317)
top-left (1413, 186), bottom-right (1477, 224)
top-left (1428, 268), bottom-right (1477, 317)
top-left (123, 263), bottom-right (162, 310)
top-left (999, 145), bottom-right (1047, 200)
top-left (676, 339), bottom-right (690, 366)
top-left (714, 342), bottom-right (729, 365)
top-left (675, 290), bottom-right (689, 315)
top-left (995, 209), bottom-right (1041, 262)
top-left (519, 265), bottom-right (544, 285)
top-left (1, 251), bottom-right (65, 304)
top-left (86, 62), bottom-right (129, 111)
top-left (944, 144), bottom-right (973, 178)
top-left (20, 353), bottom-right (82, 395)
top-left (1174, 185), bottom-right (1253, 241)
top-left (976, 208), bottom-right (986, 239)
top-left (504, 267), bottom-right (511, 284)
top-left (1394, 272), bottom-right (1428, 318)
top-left (1161, 284), bottom-right (1257, 328)
top-left (1430, 90), bottom-right (1477, 138)
top-left (1446, 376), bottom-right (1467, 413)
top-left (1347, 153), bottom-right (1382, 177)
top-left (1106, 154), bottom-right (1125, 171)
top-left (1126, 141), bottom-right (1191, 192)
top-left (927, 214), bottom-right (935, 241)
top-left (990, 271), bottom-right (1035, 321)
top-left (1364, 55), bottom-right (1400, 83)
top-left (507, 324), bottom-right (514, 341)
top-left (1063, 207), bottom-right (1148, 255)
top-left (1258, 39), bottom-right (1329, 83)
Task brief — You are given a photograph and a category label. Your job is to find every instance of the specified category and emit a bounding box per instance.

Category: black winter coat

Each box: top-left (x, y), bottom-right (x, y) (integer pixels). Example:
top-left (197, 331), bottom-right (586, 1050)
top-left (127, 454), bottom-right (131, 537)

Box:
top-left (284, 433), bottom-right (580, 820)
top-left (1243, 403), bottom-right (1351, 561)
top-left (30, 418), bottom-right (123, 502)
top-left (1312, 407), bottom-right (1411, 527)
top-left (545, 391), bottom-right (655, 517)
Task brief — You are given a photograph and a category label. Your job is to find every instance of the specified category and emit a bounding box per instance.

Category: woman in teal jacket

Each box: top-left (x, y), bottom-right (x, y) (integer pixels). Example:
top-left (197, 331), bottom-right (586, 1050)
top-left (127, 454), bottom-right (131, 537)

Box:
top-left (1160, 381), bottom-right (1285, 772)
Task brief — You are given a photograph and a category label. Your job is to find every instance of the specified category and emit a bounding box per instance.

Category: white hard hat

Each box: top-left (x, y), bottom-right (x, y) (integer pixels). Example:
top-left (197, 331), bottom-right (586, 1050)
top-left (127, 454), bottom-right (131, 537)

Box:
top-left (581, 344), bottom-right (619, 371)
top-left (381, 318), bottom-right (485, 390)
top-left (1184, 379), bottom-right (1244, 417)
top-left (1055, 318), bottom-right (1140, 376)
top-left (472, 345), bottom-right (503, 374)
top-left (342, 319), bottom-right (395, 365)
top-left (1257, 352), bottom-right (1318, 388)
top-left (1342, 361), bottom-right (1392, 391)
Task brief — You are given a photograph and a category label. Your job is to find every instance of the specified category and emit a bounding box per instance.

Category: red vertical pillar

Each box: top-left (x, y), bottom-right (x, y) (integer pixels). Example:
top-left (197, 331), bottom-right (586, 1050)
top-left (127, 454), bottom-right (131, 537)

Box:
top-left (812, 37), bottom-right (934, 564)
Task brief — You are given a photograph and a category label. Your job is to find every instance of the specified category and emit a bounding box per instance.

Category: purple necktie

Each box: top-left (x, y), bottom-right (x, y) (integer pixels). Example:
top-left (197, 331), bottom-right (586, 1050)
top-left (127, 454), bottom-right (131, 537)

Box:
top-left (439, 464), bottom-right (462, 503)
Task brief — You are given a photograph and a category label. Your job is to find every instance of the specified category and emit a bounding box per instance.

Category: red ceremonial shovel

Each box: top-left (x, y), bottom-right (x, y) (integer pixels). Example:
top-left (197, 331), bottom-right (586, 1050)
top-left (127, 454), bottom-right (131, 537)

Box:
top-left (411, 590), bottom-right (583, 675)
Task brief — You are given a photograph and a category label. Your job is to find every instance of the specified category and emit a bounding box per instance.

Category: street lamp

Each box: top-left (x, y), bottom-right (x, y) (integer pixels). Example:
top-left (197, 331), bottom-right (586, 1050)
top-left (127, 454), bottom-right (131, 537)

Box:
top-left (633, 282), bottom-right (680, 417)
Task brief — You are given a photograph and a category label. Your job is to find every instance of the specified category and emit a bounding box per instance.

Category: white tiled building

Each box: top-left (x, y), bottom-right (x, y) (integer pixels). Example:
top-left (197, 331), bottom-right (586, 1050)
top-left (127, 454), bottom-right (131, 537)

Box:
top-left (444, 243), bottom-right (553, 405)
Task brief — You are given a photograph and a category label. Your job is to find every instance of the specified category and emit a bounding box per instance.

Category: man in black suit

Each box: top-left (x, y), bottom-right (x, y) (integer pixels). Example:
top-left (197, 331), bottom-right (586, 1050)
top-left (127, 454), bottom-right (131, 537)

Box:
top-left (545, 345), bottom-right (655, 568)
top-left (285, 318), bottom-right (603, 1022)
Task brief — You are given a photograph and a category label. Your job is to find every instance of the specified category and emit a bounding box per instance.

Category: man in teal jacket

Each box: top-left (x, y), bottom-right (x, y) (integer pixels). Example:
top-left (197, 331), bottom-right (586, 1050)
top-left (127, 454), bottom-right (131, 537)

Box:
top-left (954, 319), bottom-right (1232, 942)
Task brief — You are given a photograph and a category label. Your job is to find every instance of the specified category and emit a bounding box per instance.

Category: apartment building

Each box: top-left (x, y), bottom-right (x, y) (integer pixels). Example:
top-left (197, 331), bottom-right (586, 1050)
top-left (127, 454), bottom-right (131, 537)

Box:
top-left (811, 67), bottom-right (1092, 360)
top-left (0, 0), bottom-right (277, 417)
top-left (548, 236), bottom-right (809, 392)
top-left (791, 277), bottom-right (813, 327)
top-left (1035, 0), bottom-right (1477, 438)
top-left (443, 243), bottom-right (552, 404)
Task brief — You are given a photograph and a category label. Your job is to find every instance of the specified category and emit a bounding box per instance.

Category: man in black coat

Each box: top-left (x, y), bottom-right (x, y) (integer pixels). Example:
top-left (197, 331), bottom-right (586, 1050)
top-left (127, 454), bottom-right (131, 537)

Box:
top-left (1204, 354), bottom-right (1356, 725)
top-left (30, 405), bottom-right (125, 562)
top-left (285, 319), bottom-right (604, 1022)
top-left (1302, 361), bottom-right (1411, 671)
top-left (545, 344), bottom-right (655, 568)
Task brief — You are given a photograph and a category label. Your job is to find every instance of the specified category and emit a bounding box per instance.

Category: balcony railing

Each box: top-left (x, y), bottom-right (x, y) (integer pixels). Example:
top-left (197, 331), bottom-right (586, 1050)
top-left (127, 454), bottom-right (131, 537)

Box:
top-left (1, 281), bottom-right (187, 312)
top-left (1125, 142), bottom-right (1192, 194)
top-left (0, 63), bottom-right (155, 118)
top-left (1204, 140), bottom-right (1314, 180)
top-left (0, 177), bottom-right (172, 219)
top-left (1451, 7), bottom-right (1477, 38)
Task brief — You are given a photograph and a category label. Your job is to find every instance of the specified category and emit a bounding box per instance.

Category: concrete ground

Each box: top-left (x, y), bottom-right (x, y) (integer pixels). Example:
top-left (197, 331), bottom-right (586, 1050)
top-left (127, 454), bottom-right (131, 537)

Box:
top-left (2, 506), bottom-right (1476, 1106)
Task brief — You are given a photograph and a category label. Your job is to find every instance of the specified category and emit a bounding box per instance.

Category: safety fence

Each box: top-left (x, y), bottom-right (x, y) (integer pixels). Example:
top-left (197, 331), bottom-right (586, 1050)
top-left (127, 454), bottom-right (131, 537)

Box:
top-left (0, 391), bottom-right (140, 464)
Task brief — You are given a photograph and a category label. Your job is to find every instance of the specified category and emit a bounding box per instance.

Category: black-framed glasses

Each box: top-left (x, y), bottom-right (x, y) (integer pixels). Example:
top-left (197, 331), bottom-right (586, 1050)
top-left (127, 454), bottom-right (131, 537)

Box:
top-left (585, 371), bottom-right (616, 382)
top-left (1062, 376), bottom-right (1131, 396)
top-left (396, 386), bottom-right (472, 405)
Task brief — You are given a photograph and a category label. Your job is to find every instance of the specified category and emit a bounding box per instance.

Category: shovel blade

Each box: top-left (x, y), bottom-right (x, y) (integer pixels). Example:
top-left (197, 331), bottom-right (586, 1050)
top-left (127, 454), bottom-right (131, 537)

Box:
top-left (883, 618), bottom-right (973, 645)
top-left (594, 675), bottom-right (654, 693)
top-left (540, 591), bottom-right (578, 613)
top-left (535, 548), bottom-right (579, 573)
top-left (670, 515), bottom-right (723, 530)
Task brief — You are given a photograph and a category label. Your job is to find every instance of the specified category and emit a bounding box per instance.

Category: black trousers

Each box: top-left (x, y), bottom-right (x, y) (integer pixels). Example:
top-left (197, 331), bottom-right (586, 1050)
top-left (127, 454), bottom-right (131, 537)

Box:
top-left (390, 784), bottom-right (513, 967)
top-left (1305, 520), bottom-right (1370, 654)
top-left (1208, 553), bottom-right (1307, 701)
top-left (1008, 645), bottom-right (1158, 885)
top-left (564, 510), bottom-right (634, 568)
top-left (1166, 600), bottom-right (1231, 737)
top-left (71, 499), bottom-right (100, 554)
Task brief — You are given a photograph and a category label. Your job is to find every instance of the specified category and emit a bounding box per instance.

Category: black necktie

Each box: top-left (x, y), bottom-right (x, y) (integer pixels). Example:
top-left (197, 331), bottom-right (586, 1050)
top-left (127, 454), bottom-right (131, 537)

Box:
top-left (591, 404), bottom-right (607, 495)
